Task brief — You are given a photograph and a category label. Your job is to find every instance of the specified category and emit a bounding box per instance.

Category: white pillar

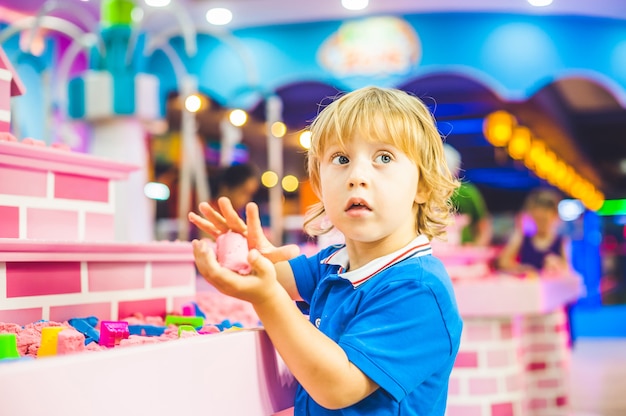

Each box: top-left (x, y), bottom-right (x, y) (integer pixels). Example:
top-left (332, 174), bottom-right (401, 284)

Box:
top-left (90, 118), bottom-right (153, 243)
top-left (266, 95), bottom-right (283, 245)
top-left (177, 76), bottom-right (198, 241)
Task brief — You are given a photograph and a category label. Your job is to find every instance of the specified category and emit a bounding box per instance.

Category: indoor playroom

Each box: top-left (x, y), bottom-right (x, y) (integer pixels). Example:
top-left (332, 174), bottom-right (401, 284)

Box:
top-left (1, 1), bottom-right (626, 415)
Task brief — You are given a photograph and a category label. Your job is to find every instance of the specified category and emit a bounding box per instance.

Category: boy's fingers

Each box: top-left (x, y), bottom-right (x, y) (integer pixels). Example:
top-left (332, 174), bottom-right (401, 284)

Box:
top-left (217, 197), bottom-right (247, 234)
top-left (248, 249), bottom-right (274, 276)
top-left (245, 202), bottom-right (266, 247)
top-left (192, 239), bottom-right (218, 271)
top-left (198, 202), bottom-right (230, 234)
top-left (188, 212), bottom-right (221, 239)
top-left (260, 244), bottom-right (301, 263)
top-left (193, 239), bottom-right (253, 296)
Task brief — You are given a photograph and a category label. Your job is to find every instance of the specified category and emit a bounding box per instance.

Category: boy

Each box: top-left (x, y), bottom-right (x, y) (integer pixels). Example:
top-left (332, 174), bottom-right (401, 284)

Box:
top-left (190, 86), bottom-right (463, 415)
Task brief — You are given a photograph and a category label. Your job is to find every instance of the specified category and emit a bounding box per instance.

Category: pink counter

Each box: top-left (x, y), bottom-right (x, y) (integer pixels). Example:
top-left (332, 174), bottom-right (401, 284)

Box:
top-left (0, 329), bottom-right (296, 416)
top-left (442, 246), bottom-right (583, 416)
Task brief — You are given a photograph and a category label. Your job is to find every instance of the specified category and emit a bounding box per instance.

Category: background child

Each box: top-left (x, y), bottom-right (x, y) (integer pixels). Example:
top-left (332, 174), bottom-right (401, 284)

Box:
top-left (443, 143), bottom-right (493, 246)
top-left (189, 86), bottom-right (462, 415)
top-left (497, 187), bottom-right (570, 275)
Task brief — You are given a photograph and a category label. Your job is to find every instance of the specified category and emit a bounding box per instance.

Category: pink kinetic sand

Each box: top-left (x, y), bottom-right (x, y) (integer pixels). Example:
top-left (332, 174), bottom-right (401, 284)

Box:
top-left (56, 329), bottom-right (86, 355)
top-left (216, 231), bottom-right (252, 275)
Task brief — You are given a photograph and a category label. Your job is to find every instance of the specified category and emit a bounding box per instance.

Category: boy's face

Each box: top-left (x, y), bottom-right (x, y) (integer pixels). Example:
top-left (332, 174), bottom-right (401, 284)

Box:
top-left (318, 133), bottom-right (427, 247)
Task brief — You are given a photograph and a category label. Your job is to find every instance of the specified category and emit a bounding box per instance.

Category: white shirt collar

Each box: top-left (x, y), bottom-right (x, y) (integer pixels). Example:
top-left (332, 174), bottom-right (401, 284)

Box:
top-left (321, 235), bottom-right (432, 288)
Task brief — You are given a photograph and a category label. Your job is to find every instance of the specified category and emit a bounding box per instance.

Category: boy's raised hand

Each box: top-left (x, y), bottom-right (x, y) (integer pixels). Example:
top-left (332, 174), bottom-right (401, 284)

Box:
top-left (192, 239), bottom-right (282, 304)
top-left (188, 196), bottom-right (300, 263)
top-left (188, 197), bottom-right (246, 240)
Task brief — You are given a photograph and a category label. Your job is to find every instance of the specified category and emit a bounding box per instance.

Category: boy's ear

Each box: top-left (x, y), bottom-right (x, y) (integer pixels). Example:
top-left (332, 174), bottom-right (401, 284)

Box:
top-left (415, 186), bottom-right (430, 204)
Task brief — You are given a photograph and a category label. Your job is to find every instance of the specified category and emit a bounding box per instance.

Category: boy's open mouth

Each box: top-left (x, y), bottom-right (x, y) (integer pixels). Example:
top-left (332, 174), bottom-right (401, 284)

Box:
top-left (345, 199), bottom-right (371, 211)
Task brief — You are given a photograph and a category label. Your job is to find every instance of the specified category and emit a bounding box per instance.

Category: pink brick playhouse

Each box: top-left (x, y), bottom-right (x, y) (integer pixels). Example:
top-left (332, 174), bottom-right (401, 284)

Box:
top-left (0, 137), bottom-right (295, 415)
top-left (438, 243), bottom-right (582, 416)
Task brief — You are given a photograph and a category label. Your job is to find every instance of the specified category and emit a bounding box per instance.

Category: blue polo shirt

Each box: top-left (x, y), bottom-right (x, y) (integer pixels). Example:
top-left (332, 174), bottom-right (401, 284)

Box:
top-left (288, 235), bottom-right (462, 415)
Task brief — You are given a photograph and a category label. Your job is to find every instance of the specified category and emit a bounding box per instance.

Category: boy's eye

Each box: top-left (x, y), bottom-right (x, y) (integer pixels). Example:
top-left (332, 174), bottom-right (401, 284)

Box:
top-left (375, 153), bottom-right (393, 164)
top-left (331, 154), bottom-right (350, 165)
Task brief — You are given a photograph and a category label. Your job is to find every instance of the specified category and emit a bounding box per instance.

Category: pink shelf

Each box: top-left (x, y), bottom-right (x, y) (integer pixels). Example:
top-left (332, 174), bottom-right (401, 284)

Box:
top-left (0, 140), bottom-right (137, 179)
top-left (453, 273), bottom-right (583, 317)
top-left (0, 239), bottom-right (194, 262)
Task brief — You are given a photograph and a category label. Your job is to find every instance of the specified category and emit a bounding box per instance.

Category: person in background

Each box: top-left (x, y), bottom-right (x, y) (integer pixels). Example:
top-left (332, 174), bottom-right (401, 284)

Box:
top-left (497, 187), bottom-right (570, 274)
top-left (193, 163), bottom-right (260, 241)
top-left (209, 163), bottom-right (260, 214)
top-left (443, 144), bottom-right (493, 246)
top-left (189, 86), bottom-right (463, 415)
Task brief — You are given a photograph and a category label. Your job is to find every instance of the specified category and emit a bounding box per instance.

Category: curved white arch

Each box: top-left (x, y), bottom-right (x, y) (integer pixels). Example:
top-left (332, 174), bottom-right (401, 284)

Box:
top-left (145, 26), bottom-right (259, 88)
top-left (26, 0), bottom-right (99, 50)
top-left (126, 1), bottom-right (197, 66)
top-left (0, 16), bottom-right (87, 46)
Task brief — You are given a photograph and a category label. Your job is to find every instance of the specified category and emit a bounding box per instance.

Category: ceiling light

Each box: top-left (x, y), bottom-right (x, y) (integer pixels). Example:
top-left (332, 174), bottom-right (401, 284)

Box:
top-left (145, 0), bottom-right (171, 7)
top-left (206, 8), bottom-right (233, 25)
top-left (262, 171), bottom-right (279, 188)
top-left (185, 95), bottom-right (202, 113)
top-left (229, 109), bottom-right (247, 127)
top-left (282, 175), bottom-right (299, 192)
top-left (558, 199), bottom-right (584, 222)
top-left (270, 121), bottom-right (287, 138)
top-left (527, 0), bottom-right (553, 7)
top-left (342, 0), bottom-right (368, 11)
top-left (299, 131), bottom-right (312, 149)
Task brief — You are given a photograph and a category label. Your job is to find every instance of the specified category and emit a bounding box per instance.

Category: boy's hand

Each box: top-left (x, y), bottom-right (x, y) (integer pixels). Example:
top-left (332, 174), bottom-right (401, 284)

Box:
top-left (192, 239), bottom-right (283, 305)
top-left (189, 196), bottom-right (300, 263)
top-left (188, 197), bottom-right (246, 240)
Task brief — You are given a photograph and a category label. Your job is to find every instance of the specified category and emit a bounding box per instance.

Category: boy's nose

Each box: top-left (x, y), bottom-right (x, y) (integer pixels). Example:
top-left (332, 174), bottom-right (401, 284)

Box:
top-left (349, 177), bottom-right (367, 188)
top-left (347, 163), bottom-right (369, 188)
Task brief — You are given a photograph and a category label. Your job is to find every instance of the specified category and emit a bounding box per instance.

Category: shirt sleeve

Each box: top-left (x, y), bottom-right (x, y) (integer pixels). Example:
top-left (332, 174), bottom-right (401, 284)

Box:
top-left (338, 276), bottom-right (458, 402)
top-left (288, 246), bottom-right (338, 304)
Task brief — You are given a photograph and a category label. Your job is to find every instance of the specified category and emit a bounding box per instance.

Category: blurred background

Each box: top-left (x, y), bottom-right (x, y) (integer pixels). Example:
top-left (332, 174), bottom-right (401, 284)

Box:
top-left (2, 0), bottom-right (626, 340)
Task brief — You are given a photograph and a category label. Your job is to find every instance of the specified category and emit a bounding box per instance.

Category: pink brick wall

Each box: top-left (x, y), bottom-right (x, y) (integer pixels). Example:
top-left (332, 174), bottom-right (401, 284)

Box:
top-left (54, 172), bottom-right (109, 202)
top-left (0, 205), bottom-right (19, 238)
top-left (26, 208), bottom-right (79, 240)
top-left (454, 351), bottom-right (479, 368)
top-left (487, 348), bottom-right (514, 368)
top-left (0, 165), bottom-right (47, 197)
top-left (88, 262), bottom-right (145, 292)
top-left (446, 404), bottom-right (483, 416)
top-left (491, 402), bottom-right (515, 416)
top-left (519, 309), bottom-right (571, 415)
top-left (469, 377), bottom-right (498, 395)
top-left (118, 298), bottom-right (167, 320)
top-left (50, 302), bottom-right (112, 322)
top-left (6, 262), bottom-right (81, 297)
top-left (0, 76), bottom-right (10, 110)
top-left (448, 317), bottom-right (524, 416)
top-left (84, 212), bottom-right (115, 241)
top-left (152, 262), bottom-right (194, 288)
top-left (0, 307), bottom-right (43, 326)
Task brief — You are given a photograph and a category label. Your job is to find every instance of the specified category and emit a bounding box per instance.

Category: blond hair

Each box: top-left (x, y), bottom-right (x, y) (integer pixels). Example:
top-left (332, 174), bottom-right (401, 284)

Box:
top-left (303, 86), bottom-right (459, 241)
